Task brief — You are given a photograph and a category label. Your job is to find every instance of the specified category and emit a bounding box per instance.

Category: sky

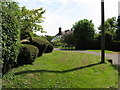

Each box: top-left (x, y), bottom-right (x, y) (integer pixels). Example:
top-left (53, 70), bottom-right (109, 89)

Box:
top-left (14, 0), bottom-right (120, 36)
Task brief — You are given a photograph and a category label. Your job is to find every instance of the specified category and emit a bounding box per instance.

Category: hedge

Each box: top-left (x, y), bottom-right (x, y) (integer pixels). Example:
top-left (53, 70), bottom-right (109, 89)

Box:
top-left (31, 37), bottom-right (54, 56)
top-left (75, 40), bottom-right (101, 50)
top-left (2, 2), bottom-right (20, 74)
top-left (31, 37), bottom-right (48, 56)
top-left (17, 44), bottom-right (39, 65)
top-left (44, 43), bottom-right (54, 53)
top-left (75, 40), bottom-right (120, 51)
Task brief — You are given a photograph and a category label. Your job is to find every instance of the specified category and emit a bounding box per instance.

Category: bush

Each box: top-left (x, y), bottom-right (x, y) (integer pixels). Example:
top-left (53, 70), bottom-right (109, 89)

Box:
top-left (17, 44), bottom-right (38, 65)
top-left (44, 43), bottom-right (54, 53)
top-left (31, 37), bottom-right (49, 56)
top-left (2, 2), bottom-right (20, 74)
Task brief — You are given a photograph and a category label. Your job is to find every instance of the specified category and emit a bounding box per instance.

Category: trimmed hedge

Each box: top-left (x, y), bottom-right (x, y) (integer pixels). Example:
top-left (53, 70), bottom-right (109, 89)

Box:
top-left (17, 44), bottom-right (38, 65)
top-left (31, 37), bottom-right (48, 56)
top-left (75, 40), bottom-right (120, 51)
top-left (75, 40), bottom-right (101, 50)
top-left (106, 41), bottom-right (120, 51)
top-left (31, 37), bottom-right (54, 56)
top-left (44, 43), bottom-right (54, 53)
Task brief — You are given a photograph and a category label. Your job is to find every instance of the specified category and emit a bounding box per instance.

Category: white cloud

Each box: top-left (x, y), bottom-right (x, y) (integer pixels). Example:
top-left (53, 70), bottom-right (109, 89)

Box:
top-left (16, 0), bottom-right (120, 36)
top-left (39, 10), bottom-right (74, 36)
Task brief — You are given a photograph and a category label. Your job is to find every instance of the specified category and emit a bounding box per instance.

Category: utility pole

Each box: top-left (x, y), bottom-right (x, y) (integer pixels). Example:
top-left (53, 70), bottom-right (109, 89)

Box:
top-left (101, 0), bottom-right (105, 63)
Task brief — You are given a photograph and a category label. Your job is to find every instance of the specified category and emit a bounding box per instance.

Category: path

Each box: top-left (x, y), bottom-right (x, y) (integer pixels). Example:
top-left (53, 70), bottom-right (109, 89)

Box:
top-left (54, 48), bottom-right (120, 66)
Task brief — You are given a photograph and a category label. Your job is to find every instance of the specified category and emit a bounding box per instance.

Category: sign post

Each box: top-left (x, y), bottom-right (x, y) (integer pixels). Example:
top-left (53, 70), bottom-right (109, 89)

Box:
top-left (101, 0), bottom-right (105, 63)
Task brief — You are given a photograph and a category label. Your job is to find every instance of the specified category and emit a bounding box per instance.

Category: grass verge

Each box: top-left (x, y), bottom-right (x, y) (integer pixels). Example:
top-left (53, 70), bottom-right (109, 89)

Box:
top-left (3, 50), bottom-right (118, 88)
top-left (86, 50), bottom-right (114, 53)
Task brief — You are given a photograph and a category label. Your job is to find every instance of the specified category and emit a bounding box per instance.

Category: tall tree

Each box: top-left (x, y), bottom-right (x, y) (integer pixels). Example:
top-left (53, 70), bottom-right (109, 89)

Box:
top-left (98, 17), bottom-right (117, 40)
top-left (72, 19), bottom-right (95, 49)
top-left (20, 6), bottom-right (46, 40)
top-left (73, 19), bottom-right (95, 41)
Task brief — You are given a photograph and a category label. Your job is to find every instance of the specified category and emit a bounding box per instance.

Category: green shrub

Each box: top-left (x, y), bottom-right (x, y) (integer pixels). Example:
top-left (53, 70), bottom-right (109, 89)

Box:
top-left (2, 2), bottom-right (20, 74)
top-left (44, 43), bottom-right (54, 53)
top-left (31, 37), bottom-right (48, 56)
top-left (17, 44), bottom-right (38, 65)
top-left (31, 37), bottom-right (54, 55)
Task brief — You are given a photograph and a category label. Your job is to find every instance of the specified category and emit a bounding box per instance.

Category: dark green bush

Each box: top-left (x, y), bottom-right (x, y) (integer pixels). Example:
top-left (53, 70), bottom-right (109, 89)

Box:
top-left (31, 37), bottom-right (54, 55)
top-left (44, 43), bottom-right (54, 53)
top-left (31, 37), bottom-right (48, 56)
top-left (17, 44), bottom-right (38, 65)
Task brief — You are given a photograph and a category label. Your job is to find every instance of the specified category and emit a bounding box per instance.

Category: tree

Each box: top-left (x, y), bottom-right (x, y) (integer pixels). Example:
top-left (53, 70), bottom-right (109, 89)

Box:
top-left (19, 6), bottom-right (46, 40)
top-left (115, 18), bottom-right (120, 41)
top-left (44, 35), bottom-right (55, 42)
top-left (95, 32), bottom-right (112, 42)
top-left (98, 17), bottom-right (117, 40)
top-left (73, 19), bottom-right (95, 40)
top-left (72, 19), bottom-right (95, 49)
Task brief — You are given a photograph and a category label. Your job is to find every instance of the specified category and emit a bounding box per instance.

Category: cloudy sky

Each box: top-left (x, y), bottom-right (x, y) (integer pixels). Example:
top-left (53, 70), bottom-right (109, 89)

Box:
top-left (15, 0), bottom-right (120, 36)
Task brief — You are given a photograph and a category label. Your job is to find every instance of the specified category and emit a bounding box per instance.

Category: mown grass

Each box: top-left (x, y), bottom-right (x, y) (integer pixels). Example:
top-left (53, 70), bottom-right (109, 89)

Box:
top-left (3, 50), bottom-right (118, 88)
top-left (86, 50), bottom-right (114, 53)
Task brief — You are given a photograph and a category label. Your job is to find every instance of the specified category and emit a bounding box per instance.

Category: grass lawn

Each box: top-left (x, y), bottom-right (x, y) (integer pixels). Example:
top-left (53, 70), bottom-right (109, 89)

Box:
top-left (86, 50), bottom-right (114, 53)
top-left (3, 50), bottom-right (118, 88)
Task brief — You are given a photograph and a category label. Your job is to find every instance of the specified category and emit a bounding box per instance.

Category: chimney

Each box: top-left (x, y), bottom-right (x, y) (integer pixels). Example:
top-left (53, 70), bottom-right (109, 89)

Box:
top-left (58, 27), bottom-right (62, 35)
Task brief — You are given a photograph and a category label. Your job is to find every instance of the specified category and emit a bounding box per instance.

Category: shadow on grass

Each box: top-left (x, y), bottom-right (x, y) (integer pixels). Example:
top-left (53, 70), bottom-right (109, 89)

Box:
top-left (14, 62), bottom-right (102, 75)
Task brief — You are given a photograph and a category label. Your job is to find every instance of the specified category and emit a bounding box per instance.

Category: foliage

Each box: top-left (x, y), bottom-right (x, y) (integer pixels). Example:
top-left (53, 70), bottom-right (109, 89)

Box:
top-left (44, 35), bottom-right (55, 42)
top-left (17, 44), bottom-right (39, 65)
top-left (31, 37), bottom-right (49, 56)
top-left (44, 43), bottom-right (54, 53)
top-left (52, 37), bottom-right (63, 47)
top-left (95, 32), bottom-right (113, 42)
top-left (61, 31), bottom-right (75, 46)
top-left (3, 51), bottom-right (118, 88)
top-left (73, 19), bottom-right (95, 41)
top-left (73, 19), bottom-right (95, 50)
top-left (32, 33), bottom-right (41, 37)
top-left (98, 17), bottom-right (117, 40)
top-left (2, 2), bottom-right (20, 74)
top-left (20, 6), bottom-right (46, 40)
top-left (115, 18), bottom-right (120, 41)
top-left (105, 41), bottom-right (120, 51)
top-left (75, 40), bottom-right (101, 50)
